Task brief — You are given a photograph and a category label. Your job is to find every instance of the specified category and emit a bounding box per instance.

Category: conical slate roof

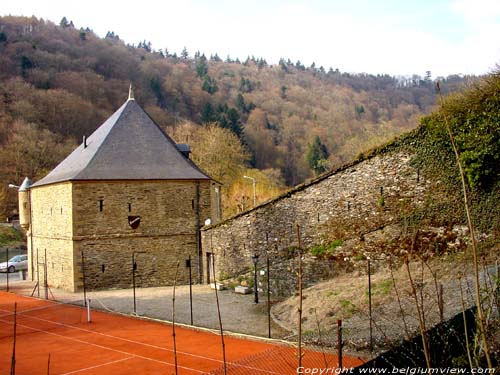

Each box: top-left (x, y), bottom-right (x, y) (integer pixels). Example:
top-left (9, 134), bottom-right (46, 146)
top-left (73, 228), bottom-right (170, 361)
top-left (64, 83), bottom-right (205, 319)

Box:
top-left (32, 99), bottom-right (210, 187)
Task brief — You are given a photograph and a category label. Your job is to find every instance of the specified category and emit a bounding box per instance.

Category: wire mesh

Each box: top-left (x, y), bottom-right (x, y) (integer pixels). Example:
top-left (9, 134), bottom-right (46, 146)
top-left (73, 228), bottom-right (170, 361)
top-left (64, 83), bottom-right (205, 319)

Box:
top-left (205, 342), bottom-right (351, 375)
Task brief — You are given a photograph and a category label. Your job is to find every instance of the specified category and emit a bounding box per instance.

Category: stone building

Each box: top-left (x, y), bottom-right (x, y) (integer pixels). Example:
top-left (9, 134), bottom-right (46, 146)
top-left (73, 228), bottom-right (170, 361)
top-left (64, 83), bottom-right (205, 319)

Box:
top-left (20, 95), bottom-right (221, 292)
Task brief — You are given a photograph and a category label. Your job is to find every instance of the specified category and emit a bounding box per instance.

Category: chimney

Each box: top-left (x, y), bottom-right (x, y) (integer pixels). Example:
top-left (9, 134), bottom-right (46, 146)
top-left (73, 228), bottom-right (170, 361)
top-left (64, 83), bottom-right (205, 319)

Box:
top-left (176, 144), bottom-right (191, 159)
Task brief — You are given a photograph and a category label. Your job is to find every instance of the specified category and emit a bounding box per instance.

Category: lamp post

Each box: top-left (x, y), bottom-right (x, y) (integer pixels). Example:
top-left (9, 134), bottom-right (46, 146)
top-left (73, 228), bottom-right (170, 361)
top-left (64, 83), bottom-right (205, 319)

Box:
top-left (243, 176), bottom-right (256, 207)
top-left (132, 251), bottom-right (146, 314)
top-left (252, 254), bottom-right (259, 304)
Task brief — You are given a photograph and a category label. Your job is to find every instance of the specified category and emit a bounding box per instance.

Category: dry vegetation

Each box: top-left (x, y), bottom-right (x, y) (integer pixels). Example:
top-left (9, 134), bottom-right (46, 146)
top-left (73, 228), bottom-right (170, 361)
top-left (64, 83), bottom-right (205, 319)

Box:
top-left (0, 15), bottom-right (474, 217)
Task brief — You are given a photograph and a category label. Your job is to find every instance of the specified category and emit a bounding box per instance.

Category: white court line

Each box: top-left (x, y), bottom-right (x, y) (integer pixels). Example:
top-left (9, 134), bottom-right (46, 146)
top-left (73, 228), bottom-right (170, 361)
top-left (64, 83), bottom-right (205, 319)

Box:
top-left (0, 305), bottom-right (285, 375)
top-left (0, 317), bottom-right (205, 374)
top-left (60, 356), bottom-right (134, 375)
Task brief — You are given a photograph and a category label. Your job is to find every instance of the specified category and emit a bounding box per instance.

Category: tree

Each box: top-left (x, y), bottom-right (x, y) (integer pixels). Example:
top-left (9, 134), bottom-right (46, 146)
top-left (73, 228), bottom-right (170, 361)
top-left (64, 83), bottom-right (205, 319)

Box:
top-left (0, 120), bottom-right (77, 214)
top-left (59, 17), bottom-right (70, 28)
top-left (79, 29), bottom-right (86, 41)
top-left (236, 93), bottom-right (246, 112)
top-left (0, 186), bottom-right (7, 220)
top-left (202, 75), bottom-right (217, 94)
top-left (171, 122), bottom-right (249, 188)
top-left (181, 46), bottom-right (189, 59)
top-left (306, 136), bottom-right (329, 175)
top-left (244, 108), bottom-right (280, 169)
top-left (196, 54), bottom-right (208, 78)
top-left (201, 102), bottom-right (215, 123)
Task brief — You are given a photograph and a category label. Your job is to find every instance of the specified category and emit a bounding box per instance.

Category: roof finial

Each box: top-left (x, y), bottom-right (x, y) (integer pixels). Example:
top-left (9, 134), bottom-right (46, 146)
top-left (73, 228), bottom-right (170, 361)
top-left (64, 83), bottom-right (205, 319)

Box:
top-left (128, 83), bottom-right (135, 101)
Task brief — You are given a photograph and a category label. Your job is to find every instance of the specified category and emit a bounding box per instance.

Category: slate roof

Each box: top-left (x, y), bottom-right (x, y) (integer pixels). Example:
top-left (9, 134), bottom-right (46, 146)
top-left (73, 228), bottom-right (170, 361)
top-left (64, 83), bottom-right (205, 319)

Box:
top-left (31, 99), bottom-right (211, 187)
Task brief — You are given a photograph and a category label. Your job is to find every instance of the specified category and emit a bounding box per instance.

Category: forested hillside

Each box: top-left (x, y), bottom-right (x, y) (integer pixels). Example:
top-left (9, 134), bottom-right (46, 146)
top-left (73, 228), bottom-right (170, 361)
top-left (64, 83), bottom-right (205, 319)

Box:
top-left (0, 16), bottom-right (475, 217)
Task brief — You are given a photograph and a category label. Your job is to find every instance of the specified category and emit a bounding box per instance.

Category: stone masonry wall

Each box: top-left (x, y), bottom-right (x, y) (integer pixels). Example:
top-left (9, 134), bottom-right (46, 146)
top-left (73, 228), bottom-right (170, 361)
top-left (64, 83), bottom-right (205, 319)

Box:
top-left (201, 150), bottom-right (430, 295)
top-left (31, 179), bottom-right (215, 291)
top-left (72, 180), bottom-right (213, 290)
top-left (30, 182), bottom-right (76, 291)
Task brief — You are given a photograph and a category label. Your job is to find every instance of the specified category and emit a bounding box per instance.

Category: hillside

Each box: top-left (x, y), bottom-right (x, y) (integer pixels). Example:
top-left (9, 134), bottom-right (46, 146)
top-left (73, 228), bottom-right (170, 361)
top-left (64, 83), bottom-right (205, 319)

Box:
top-left (0, 16), bottom-right (475, 217)
top-left (270, 70), bottom-right (500, 363)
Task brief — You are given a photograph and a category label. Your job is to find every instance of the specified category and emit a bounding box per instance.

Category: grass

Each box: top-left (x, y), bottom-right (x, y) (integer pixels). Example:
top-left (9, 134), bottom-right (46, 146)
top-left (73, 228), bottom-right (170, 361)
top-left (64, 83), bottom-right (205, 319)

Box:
top-left (0, 225), bottom-right (24, 247)
top-left (368, 279), bottom-right (393, 297)
top-left (310, 239), bottom-right (344, 257)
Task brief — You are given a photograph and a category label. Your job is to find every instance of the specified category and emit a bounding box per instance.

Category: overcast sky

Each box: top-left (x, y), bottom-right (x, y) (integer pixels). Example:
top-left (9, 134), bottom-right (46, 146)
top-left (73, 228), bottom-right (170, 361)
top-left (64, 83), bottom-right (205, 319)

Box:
top-left (2, 0), bottom-right (499, 77)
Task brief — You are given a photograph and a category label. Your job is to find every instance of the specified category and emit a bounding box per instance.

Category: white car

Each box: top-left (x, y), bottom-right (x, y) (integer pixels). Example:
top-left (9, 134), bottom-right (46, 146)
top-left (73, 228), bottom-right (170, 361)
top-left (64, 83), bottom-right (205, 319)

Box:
top-left (0, 254), bottom-right (28, 273)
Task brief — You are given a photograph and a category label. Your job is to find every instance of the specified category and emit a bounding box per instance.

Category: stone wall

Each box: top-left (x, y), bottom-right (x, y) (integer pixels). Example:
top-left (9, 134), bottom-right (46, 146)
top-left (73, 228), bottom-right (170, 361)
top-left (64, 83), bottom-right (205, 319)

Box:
top-left (76, 235), bottom-right (198, 290)
top-left (72, 180), bottom-right (213, 238)
top-left (201, 150), bottom-right (431, 295)
top-left (30, 183), bottom-right (76, 290)
top-left (30, 179), bottom-right (217, 291)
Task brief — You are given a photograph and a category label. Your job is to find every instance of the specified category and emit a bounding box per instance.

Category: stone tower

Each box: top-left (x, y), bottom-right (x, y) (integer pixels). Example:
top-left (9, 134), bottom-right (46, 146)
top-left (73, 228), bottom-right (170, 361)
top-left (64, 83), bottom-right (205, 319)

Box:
top-left (26, 96), bottom-right (221, 292)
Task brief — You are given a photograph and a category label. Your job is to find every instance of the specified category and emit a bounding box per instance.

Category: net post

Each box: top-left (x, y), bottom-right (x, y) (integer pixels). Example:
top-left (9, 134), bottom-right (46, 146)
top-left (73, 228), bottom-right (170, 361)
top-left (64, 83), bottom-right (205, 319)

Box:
top-left (87, 299), bottom-right (92, 323)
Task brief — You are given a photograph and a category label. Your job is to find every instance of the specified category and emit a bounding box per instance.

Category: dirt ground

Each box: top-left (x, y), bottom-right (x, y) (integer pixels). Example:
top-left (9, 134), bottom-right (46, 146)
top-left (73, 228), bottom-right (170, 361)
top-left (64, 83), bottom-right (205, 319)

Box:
top-left (2, 279), bottom-right (290, 339)
top-left (1, 291), bottom-right (365, 375)
top-left (271, 253), bottom-right (499, 355)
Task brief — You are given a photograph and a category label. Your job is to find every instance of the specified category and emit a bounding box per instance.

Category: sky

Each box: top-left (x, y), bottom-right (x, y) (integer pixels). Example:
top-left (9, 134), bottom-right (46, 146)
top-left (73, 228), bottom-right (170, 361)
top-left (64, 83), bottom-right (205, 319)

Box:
top-left (2, 0), bottom-right (500, 77)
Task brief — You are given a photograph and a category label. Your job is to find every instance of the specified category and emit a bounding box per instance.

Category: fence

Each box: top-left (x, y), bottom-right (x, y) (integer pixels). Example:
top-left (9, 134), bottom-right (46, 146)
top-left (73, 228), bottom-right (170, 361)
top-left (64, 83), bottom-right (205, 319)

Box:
top-left (1, 239), bottom-right (497, 372)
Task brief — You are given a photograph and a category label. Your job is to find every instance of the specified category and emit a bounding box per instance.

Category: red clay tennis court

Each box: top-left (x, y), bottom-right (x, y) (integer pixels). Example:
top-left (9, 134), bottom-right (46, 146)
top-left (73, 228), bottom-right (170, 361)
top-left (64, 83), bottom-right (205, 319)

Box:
top-left (0, 291), bottom-right (364, 374)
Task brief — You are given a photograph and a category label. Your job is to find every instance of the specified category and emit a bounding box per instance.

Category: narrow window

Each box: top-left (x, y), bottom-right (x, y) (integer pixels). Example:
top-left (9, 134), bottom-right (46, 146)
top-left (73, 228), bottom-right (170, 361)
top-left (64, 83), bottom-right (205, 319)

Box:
top-left (191, 199), bottom-right (195, 209)
top-left (99, 199), bottom-right (103, 212)
top-left (61, 207), bottom-right (63, 214)
top-left (128, 203), bottom-right (132, 212)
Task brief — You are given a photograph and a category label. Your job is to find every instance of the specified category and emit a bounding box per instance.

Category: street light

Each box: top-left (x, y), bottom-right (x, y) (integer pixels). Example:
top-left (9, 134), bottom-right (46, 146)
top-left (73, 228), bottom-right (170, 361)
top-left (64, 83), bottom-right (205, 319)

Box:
top-left (132, 251), bottom-right (146, 314)
top-left (8, 184), bottom-right (20, 189)
top-left (243, 176), bottom-right (256, 207)
top-left (252, 254), bottom-right (259, 304)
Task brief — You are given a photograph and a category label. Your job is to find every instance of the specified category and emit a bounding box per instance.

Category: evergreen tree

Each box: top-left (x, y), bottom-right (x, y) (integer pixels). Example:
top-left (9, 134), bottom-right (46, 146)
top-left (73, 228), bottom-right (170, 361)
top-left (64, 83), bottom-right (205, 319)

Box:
top-left (236, 93), bottom-right (246, 112)
top-left (59, 17), bottom-right (70, 28)
top-left (196, 54), bottom-right (208, 77)
top-left (306, 136), bottom-right (329, 175)
top-left (201, 102), bottom-right (215, 123)
top-left (181, 46), bottom-right (189, 59)
top-left (196, 54), bottom-right (208, 78)
top-left (202, 75), bottom-right (217, 94)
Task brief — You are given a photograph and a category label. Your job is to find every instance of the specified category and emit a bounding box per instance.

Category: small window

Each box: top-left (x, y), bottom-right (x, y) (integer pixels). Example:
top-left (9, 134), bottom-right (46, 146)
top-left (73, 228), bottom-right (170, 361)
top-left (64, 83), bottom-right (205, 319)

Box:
top-left (99, 199), bottom-right (103, 212)
top-left (128, 203), bottom-right (132, 212)
top-left (191, 199), bottom-right (195, 209)
top-left (23, 202), bottom-right (28, 209)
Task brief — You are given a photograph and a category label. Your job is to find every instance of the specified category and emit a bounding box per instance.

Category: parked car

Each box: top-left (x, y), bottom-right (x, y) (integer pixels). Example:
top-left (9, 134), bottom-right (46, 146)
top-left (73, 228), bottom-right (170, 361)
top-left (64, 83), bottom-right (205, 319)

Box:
top-left (0, 254), bottom-right (28, 273)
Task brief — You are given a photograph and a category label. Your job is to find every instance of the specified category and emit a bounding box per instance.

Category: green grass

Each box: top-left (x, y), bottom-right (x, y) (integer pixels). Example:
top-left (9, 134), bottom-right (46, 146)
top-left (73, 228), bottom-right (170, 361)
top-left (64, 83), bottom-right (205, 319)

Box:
top-left (309, 239), bottom-right (344, 257)
top-left (326, 290), bottom-right (339, 297)
top-left (0, 226), bottom-right (23, 247)
top-left (367, 279), bottom-right (393, 297)
top-left (339, 299), bottom-right (358, 315)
